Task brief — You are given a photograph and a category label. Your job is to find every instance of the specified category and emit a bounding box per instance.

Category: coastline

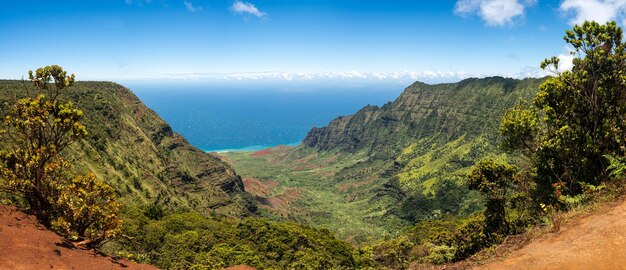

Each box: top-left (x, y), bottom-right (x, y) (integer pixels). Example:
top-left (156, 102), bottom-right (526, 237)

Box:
top-left (205, 141), bottom-right (300, 153)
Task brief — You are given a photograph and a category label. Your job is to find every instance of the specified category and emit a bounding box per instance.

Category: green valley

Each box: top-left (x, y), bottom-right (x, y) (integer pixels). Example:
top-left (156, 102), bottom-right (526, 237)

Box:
top-left (224, 77), bottom-right (545, 243)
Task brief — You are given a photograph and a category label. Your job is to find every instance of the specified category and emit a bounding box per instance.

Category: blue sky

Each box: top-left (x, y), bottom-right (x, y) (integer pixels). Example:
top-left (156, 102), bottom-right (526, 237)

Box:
top-left (0, 0), bottom-right (624, 84)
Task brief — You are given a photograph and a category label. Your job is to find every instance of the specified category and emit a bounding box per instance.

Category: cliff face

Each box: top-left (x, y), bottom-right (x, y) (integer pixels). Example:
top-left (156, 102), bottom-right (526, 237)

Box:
top-left (303, 77), bottom-right (544, 156)
top-left (0, 81), bottom-right (255, 217)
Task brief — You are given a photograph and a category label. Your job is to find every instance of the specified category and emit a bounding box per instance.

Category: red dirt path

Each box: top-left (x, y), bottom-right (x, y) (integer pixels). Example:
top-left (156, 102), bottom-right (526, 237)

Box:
top-left (0, 205), bottom-right (159, 270)
top-left (477, 199), bottom-right (626, 270)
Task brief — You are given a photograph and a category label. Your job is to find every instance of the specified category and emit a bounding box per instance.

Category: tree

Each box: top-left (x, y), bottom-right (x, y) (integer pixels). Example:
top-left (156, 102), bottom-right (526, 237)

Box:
top-left (466, 158), bottom-right (518, 236)
top-left (0, 66), bottom-right (121, 245)
top-left (501, 21), bottom-right (626, 201)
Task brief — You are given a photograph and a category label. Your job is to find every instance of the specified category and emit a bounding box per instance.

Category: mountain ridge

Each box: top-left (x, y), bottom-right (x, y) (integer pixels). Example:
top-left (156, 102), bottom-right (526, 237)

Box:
top-left (0, 80), bottom-right (256, 217)
top-left (303, 76), bottom-right (545, 157)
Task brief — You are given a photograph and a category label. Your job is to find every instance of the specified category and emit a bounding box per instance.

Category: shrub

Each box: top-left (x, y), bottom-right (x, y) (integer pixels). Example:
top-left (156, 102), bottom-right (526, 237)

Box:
top-left (52, 172), bottom-right (122, 242)
top-left (370, 236), bottom-right (413, 269)
top-left (453, 215), bottom-right (492, 260)
top-left (0, 66), bottom-right (121, 245)
top-left (423, 245), bottom-right (457, 264)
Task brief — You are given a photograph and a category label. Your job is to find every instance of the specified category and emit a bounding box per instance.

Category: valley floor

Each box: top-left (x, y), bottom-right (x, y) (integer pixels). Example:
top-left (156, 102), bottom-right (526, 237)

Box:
top-left (474, 198), bottom-right (626, 270)
top-left (222, 146), bottom-right (400, 244)
top-left (0, 205), bottom-right (158, 270)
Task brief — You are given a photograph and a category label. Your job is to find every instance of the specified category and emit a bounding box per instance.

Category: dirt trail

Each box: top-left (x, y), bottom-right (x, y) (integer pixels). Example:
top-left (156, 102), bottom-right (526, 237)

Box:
top-left (0, 205), bottom-right (158, 270)
top-left (477, 199), bottom-right (626, 270)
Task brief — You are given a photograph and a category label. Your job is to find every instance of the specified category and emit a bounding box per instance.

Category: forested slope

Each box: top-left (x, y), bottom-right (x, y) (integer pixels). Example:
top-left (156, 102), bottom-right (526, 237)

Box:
top-left (0, 80), bottom-right (255, 217)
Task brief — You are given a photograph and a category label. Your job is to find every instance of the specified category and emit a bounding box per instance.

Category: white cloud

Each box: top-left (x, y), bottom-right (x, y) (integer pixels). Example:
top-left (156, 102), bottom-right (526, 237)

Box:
top-left (120, 71), bottom-right (473, 82)
top-left (184, 1), bottom-right (202, 12)
top-left (560, 0), bottom-right (626, 25)
top-left (454, 0), bottom-right (536, 26)
top-left (220, 71), bottom-right (473, 81)
top-left (81, 68), bottom-right (553, 84)
top-left (231, 0), bottom-right (267, 17)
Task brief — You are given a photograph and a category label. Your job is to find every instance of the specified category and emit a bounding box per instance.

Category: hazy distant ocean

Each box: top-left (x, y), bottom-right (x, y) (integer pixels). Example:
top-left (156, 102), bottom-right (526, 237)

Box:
top-left (127, 83), bottom-right (403, 152)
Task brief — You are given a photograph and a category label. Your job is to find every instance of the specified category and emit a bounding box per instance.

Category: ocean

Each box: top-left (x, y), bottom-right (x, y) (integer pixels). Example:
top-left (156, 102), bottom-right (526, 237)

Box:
top-left (126, 82), bottom-right (404, 152)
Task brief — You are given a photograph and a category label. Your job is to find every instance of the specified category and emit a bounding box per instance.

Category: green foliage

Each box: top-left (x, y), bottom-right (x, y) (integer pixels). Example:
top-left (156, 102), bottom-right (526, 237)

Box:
top-left (407, 218), bottom-right (459, 246)
top-left (374, 174), bottom-right (533, 265)
top-left (500, 101), bottom-right (539, 153)
top-left (0, 93), bottom-right (88, 216)
top-left (393, 190), bottom-right (436, 223)
top-left (502, 21), bottom-right (626, 202)
top-left (452, 214), bottom-right (492, 260)
top-left (437, 158), bottom-right (535, 261)
top-left (51, 172), bottom-right (122, 241)
top-left (423, 245), bottom-right (456, 264)
top-left (557, 182), bottom-right (605, 210)
top-left (28, 65), bottom-right (76, 99)
top-left (144, 203), bottom-right (166, 220)
top-left (0, 66), bottom-right (121, 244)
top-left (370, 236), bottom-right (414, 269)
top-left (466, 158), bottom-right (519, 236)
top-left (393, 177), bottom-right (481, 223)
top-left (395, 136), bottom-right (491, 192)
top-left (606, 155), bottom-right (626, 179)
top-left (406, 219), bottom-right (459, 264)
top-left (360, 214), bottom-right (494, 267)
top-left (115, 208), bottom-right (356, 269)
